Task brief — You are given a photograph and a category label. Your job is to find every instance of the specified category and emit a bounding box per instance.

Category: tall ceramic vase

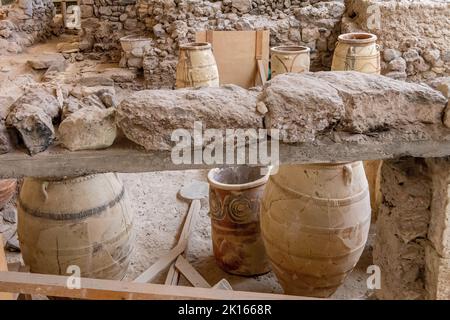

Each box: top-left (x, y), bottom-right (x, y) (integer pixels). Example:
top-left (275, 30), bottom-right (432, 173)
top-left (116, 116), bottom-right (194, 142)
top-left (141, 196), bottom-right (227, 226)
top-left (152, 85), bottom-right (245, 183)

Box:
top-left (331, 32), bottom-right (383, 219)
top-left (175, 42), bottom-right (219, 89)
top-left (207, 166), bottom-right (271, 276)
top-left (261, 163), bottom-right (371, 297)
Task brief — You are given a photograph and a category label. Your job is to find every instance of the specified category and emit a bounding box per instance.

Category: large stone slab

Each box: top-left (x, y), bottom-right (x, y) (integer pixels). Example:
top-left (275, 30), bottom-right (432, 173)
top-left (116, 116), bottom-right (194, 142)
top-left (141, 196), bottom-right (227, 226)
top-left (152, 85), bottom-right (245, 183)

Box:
top-left (116, 85), bottom-right (262, 151)
top-left (261, 72), bottom-right (448, 143)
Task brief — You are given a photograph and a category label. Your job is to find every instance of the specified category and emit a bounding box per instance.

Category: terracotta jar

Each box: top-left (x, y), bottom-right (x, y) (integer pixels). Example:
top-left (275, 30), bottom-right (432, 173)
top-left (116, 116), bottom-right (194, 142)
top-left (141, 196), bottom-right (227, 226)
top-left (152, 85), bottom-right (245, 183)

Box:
top-left (331, 32), bottom-right (380, 74)
top-left (18, 173), bottom-right (134, 280)
top-left (261, 162), bottom-right (371, 297)
top-left (331, 32), bottom-right (382, 218)
top-left (207, 166), bottom-right (271, 276)
top-left (176, 42), bottom-right (219, 89)
top-left (270, 45), bottom-right (311, 78)
top-left (0, 179), bottom-right (16, 209)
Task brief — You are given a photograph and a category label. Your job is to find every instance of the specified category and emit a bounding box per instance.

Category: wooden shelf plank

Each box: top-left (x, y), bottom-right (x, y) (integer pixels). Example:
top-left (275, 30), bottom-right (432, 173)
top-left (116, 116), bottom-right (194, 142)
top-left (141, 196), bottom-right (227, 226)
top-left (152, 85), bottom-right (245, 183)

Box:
top-left (0, 271), bottom-right (313, 300)
top-left (1, 138), bottom-right (450, 178)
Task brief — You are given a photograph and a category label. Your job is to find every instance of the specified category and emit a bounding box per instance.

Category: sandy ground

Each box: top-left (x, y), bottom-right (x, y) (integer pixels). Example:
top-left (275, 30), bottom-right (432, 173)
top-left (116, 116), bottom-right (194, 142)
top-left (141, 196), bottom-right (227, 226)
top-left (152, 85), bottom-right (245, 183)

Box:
top-left (0, 35), bottom-right (376, 300)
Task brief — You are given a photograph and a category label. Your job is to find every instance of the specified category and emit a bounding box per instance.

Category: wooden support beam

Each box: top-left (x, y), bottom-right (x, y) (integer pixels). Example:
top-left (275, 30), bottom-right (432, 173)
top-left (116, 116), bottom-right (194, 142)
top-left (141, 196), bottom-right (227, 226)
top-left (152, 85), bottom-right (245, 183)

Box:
top-left (0, 271), bottom-right (311, 300)
top-left (2, 138), bottom-right (450, 178)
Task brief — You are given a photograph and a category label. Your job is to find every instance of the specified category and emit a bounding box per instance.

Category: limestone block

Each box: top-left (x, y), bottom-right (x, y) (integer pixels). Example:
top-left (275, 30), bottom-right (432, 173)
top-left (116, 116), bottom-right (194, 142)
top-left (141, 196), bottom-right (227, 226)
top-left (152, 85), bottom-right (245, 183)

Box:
top-left (116, 85), bottom-right (262, 150)
top-left (263, 72), bottom-right (448, 143)
top-left (59, 107), bottom-right (117, 151)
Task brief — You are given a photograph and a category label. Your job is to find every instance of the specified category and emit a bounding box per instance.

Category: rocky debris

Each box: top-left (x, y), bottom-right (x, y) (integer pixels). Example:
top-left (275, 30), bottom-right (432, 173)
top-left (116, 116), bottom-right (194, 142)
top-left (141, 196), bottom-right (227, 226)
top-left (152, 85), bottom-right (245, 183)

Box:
top-left (6, 88), bottom-right (60, 155)
top-left (56, 42), bottom-right (80, 53)
top-left (27, 53), bottom-right (66, 70)
top-left (5, 233), bottom-right (20, 252)
top-left (430, 77), bottom-right (450, 99)
top-left (2, 205), bottom-right (17, 224)
top-left (261, 72), bottom-right (448, 142)
top-left (116, 85), bottom-right (262, 150)
top-left (97, 89), bottom-right (118, 108)
top-left (0, 121), bottom-right (14, 154)
top-left (58, 107), bottom-right (117, 151)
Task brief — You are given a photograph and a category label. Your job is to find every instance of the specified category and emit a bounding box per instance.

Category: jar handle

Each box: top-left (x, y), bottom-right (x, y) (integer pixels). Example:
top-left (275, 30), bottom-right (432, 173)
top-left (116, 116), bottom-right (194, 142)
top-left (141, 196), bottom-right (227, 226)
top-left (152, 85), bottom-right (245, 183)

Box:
top-left (41, 181), bottom-right (49, 202)
top-left (343, 164), bottom-right (353, 186)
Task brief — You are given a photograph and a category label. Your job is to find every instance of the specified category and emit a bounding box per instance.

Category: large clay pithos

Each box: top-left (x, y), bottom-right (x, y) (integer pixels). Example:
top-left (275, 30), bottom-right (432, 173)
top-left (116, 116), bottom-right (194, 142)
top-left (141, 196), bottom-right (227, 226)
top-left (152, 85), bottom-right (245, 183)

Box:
top-left (17, 173), bottom-right (134, 280)
top-left (176, 42), bottom-right (219, 89)
top-left (270, 45), bottom-right (310, 78)
top-left (0, 179), bottom-right (16, 209)
top-left (331, 32), bottom-right (380, 74)
top-left (207, 166), bottom-right (271, 276)
top-left (261, 162), bottom-right (371, 297)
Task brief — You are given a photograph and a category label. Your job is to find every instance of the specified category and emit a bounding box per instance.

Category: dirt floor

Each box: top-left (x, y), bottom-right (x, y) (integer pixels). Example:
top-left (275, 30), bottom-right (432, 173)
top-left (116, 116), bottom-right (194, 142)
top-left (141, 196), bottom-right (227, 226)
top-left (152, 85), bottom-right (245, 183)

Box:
top-left (0, 34), bottom-right (376, 300)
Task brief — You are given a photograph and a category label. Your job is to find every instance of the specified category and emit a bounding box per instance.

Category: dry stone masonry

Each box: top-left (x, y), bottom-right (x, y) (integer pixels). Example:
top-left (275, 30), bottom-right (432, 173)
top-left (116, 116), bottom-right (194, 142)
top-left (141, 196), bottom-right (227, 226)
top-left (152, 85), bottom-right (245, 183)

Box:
top-left (0, 0), bottom-right (57, 54)
top-left (80, 0), bottom-right (346, 88)
top-left (342, 0), bottom-right (450, 82)
top-left (78, 0), bottom-right (450, 88)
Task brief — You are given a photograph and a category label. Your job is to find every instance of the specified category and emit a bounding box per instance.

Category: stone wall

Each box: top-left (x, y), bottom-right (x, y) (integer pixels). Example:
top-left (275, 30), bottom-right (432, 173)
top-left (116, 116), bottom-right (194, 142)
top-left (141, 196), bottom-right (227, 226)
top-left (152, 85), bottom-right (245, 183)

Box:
top-left (79, 0), bottom-right (140, 56)
top-left (80, 0), bottom-right (346, 88)
top-left (342, 0), bottom-right (450, 82)
top-left (375, 157), bottom-right (450, 300)
top-left (0, 0), bottom-right (56, 54)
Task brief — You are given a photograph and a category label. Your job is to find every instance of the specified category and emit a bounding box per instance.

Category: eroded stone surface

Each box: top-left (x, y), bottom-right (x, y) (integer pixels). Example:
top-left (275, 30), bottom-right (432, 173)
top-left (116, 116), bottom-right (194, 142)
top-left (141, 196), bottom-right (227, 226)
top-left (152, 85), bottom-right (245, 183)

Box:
top-left (374, 158), bottom-right (431, 300)
top-left (116, 85), bottom-right (262, 150)
top-left (5, 88), bottom-right (60, 155)
top-left (262, 72), bottom-right (448, 142)
top-left (27, 53), bottom-right (66, 70)
top-left (59, 107), bottom-right (117, 151)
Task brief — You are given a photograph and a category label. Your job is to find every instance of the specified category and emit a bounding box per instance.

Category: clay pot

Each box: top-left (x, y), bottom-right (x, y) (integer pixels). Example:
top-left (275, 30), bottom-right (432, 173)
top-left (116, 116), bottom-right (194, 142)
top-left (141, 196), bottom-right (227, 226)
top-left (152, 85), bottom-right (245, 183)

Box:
top-left (270, 45), bottom-right (310, 78)
top-left (176, 42), bottom-right (219, 89)
top-left (18, 173), bottom-right (134, 280)
top-left (0, 179), bottom-right (16, 209)
top-left (331, 32), bottom-right (380, 74)
top-left (261, 162), bottom-right (371, 297)
top-left (207, 166), bottom-right (271, 276)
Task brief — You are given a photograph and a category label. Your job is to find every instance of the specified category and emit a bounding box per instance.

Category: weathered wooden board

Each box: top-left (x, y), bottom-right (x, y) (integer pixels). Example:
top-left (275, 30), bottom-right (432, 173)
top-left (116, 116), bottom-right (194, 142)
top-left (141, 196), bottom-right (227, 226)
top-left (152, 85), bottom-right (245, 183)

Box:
top-left (196, 30), bottom-right (270, 88)
top-left (0, 271), bottom-right (312, 300)
top-left (1, 138), bottom-right (450, 178)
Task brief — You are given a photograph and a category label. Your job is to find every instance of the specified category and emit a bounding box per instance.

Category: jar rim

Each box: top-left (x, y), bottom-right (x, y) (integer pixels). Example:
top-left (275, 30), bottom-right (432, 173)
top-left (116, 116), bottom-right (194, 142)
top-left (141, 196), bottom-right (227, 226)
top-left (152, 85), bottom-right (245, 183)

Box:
top-left (338, 33), bottom-right (378, 44)
top-left (271, 45), bottom-right (311, 54)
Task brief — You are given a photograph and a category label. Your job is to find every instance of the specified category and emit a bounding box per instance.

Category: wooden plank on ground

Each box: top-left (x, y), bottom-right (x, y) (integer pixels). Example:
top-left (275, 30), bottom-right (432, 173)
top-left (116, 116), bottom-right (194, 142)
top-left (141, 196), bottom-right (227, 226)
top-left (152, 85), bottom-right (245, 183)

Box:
top-left (0, 271), bottom-right (312, 300)
top-left (134, 200), bottom-right (201, 284)
top-left (174, 256), bottom-right (211, 288)
top-left (165, 199), bottom-right (200, 286)
top-left (0, 235), bottom-right (13, 300)
top-left (2, 138), bottom-right (450, 178)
